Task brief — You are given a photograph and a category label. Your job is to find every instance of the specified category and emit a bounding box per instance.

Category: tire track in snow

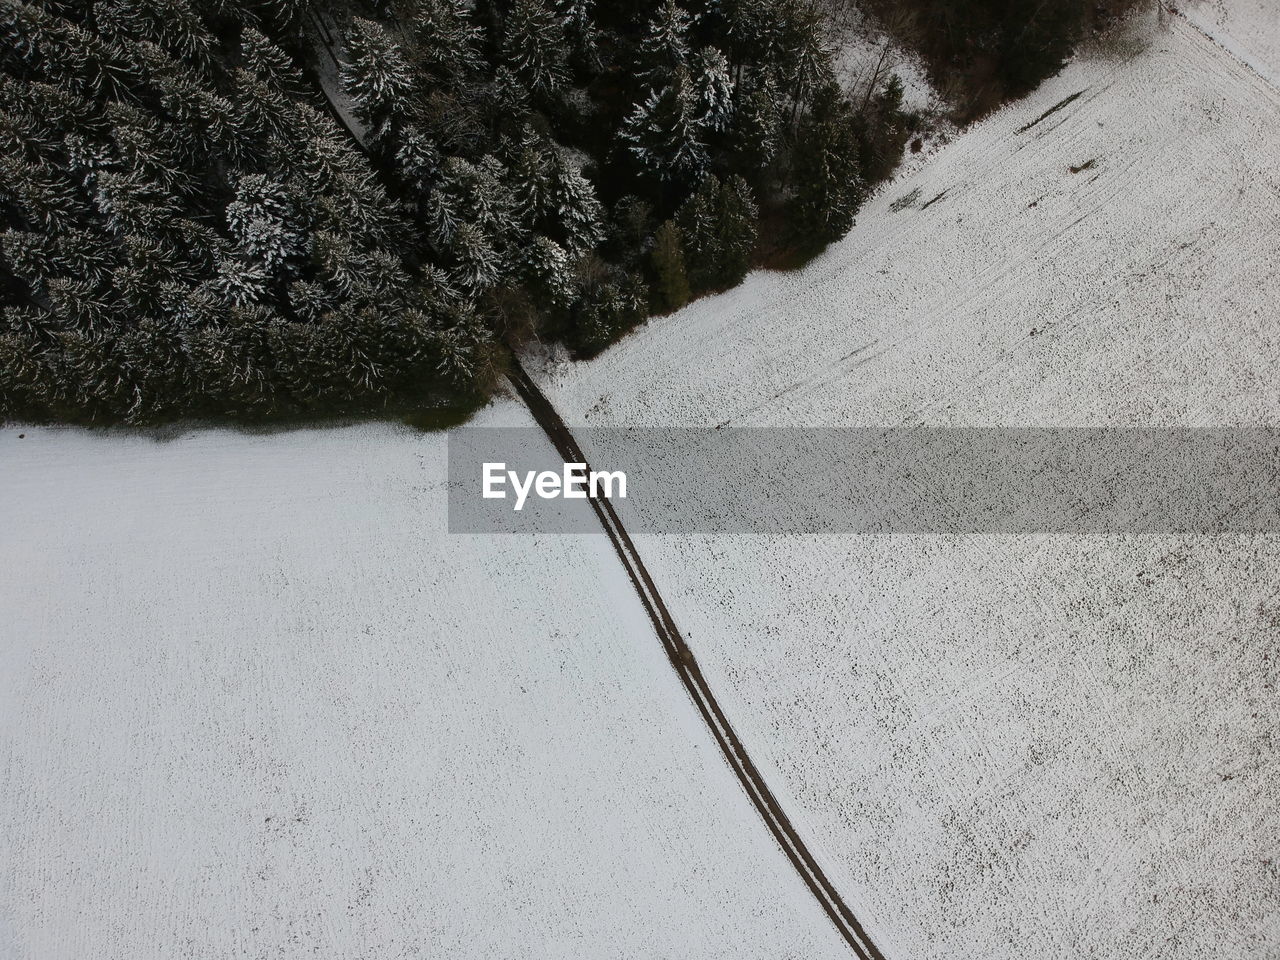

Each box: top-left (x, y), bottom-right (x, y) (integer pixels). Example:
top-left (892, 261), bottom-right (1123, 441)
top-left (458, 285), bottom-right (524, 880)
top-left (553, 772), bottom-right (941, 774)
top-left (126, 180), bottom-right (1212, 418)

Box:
top-left (507, 358), bottom-right (887, 960)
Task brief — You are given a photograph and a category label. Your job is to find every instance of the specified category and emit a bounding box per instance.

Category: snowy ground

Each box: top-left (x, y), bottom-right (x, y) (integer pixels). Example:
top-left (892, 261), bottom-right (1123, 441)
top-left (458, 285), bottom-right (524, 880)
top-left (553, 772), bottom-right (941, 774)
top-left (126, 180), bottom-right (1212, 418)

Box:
top-left (536, 7), bottom-right (1280, 959)
top-left (1182, 0), bottom-right (1280, 87)
top-left (0, 404), bottom-right (849, 960)
top-left (4, 5), bottom-right (1279, 959)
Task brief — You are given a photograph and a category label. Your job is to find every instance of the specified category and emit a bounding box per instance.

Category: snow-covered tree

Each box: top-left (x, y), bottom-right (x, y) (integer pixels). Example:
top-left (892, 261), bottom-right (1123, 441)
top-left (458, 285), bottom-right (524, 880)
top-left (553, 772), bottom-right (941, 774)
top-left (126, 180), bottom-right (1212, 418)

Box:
top-left (341, 18), bottom-right (415, 141)
top-left (93, 168), bottom-right (181, 236)
top-left (674, 173), bottom-right (762, 291)
top-left (95, 0), bottom-right (216, 68)
top-left (46, 277), bottom-right (117, 330)
top-left (312, 229), bottom-right (369, 297)
top-left (555, 0), bottom-right (601, 72)
top-left (619, 67), bottom-right (707, 183)
top-left (545, 150), bottom-right (604, 255)
top-left (502, 0), bottom-right (569, 96)
top-left (287, 279), bottom-right (335, 323)
top-left (448, 221), bottom-right (502, 292)
top-left (225, 174), bottom-right (307, 279)
top-left (788, 82), bottom-right (864, 243)
top-left (490, 65), bottom-right (533, 126)
top-left (520, 234), bottom-right (574, 306)
top-left (107, 102), bottom-right (195, 196)
top-left (636, 0), bottom-right (692, 89)
top-left (716, 174), bottom-right (759, 285)
top-left (1, 229), bottom-right (62, 292)
top-left (240, 27), bottom-right (304, 94)
top-left (426, 155), bottom-right (517, 251)
top-left (394, 123), bottom-right (442, 201)
top-left (693, 46), bottom-right (734, 132)
top-left (1, 156), bottom-right (84, 232)
top-left (213, 254), bottom-right (269, 307)
top-left (728, 66), bottom-right (781, 175)
top-left (235, 68), bottom-right (295, 143)
top-left (778, 0), bottom-right (833, 110)
top-left (414, 0), bottom-right (484, 83)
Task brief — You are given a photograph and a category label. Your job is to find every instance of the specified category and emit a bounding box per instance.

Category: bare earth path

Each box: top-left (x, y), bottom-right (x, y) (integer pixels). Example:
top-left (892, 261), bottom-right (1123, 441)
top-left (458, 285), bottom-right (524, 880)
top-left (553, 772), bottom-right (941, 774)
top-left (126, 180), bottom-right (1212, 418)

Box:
top-left (507, 359), bottom-right (886, 960)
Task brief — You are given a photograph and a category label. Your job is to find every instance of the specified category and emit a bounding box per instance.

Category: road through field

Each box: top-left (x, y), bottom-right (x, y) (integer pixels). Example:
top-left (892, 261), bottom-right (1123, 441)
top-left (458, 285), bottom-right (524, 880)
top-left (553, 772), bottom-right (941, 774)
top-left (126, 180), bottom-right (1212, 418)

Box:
top-left (507, 359), bottom-right (886, 960)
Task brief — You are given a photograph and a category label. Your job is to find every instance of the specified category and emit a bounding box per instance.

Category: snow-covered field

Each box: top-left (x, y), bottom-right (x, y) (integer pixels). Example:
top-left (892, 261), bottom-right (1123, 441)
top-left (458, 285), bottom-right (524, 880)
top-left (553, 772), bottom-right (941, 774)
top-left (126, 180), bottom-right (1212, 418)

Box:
top-left (4, 5), bottom-right (1279, 959)
top-left (0, 404), bottom-right (849, 960)
top-left (537, 7), bottom-right (1280, 959)
top-left (1183, 0), bottom-right (1280, 87)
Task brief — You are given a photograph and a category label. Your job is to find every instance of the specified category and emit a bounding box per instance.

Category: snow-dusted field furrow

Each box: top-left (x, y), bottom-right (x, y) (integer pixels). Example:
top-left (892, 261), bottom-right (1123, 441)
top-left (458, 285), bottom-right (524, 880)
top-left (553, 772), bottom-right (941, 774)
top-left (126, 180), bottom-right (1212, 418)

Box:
top-left (537, 8), bottom-right (1280, 959)
top-left (1182, 0), bottom-right (1280, 91)
top-left (0, 403), bottom-right (851, 960)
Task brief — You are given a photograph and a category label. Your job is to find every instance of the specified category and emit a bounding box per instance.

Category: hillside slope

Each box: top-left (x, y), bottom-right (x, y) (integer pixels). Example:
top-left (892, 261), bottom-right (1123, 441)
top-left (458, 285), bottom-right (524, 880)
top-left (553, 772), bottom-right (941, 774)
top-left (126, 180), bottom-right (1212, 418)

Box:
top-left (538, 8), bottom-right (1280, 958)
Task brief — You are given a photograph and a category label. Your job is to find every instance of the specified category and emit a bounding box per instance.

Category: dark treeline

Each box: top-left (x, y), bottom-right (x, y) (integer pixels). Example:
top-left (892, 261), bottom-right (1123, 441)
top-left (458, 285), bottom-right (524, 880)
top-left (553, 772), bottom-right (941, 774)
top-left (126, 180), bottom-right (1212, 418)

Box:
top-left (0, 0), bottom-right (910, 424)
top-left (854, 0), bottom-right (1150, 121)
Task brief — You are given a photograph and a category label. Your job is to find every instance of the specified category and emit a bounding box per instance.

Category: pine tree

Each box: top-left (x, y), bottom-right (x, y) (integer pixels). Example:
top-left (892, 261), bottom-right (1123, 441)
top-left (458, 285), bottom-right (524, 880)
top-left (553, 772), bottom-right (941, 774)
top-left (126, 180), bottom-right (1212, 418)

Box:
top-left (225, 174), bottom-right (308, 279)
top-left (649, 219), bottom-right (689, 313)
top-left (240, 27), bottom-right (304, 95)
top-left (777, 0), bottom-right (832, 116)
top-left (546, 151), bottom-right (605, 256)
top-left (675, 173), bottom-right (719, 291)
top-left (428, 299), bottom-right (489, 386)
top-left (1, 76), bottom-right (102, 147)
top-left (288, 279), bottom-right (335, 323)
top-left (520, 234), bottom-right (574, 307)
top-left (136, 42), bottom-right (247, 162)
top-left (694, 46), bottom-right (734, 132)
top-left (619, 66), bottom-right (707, 183)
top-left (728, 66), bottom-right (781, 177)
top-left (3, 1), bottom-right (140, 102)
top-left (393, 123), bottom-right (442, 202)
top-left (502, 0), bottom-right (569, 97)
top-left (2, 229), bottom-right (62, 293)
top-left (719, 0), bottom-right (786, 71)
top-left (46, 276), bottom-right (118, 331)
top-left (414, 0), bottom-right (484, 84)
top-left (675, 173), bottom-right (758, 290)
top-left (636, 0), bottom-right (691, 89)
top-left (1, 156), bottom-right (85, 232)
top-left (312, 229), bottom-right (368, 298)
top-left (570, 261), bottom-right (646, 352)
top-left (107, 102), bottom-right (196, 197)
top-left (0, 330), bottom-right (52, 417)
top-left (93, 168), bottom-right (182, 236)
top-left (213, 254), bottom-right (269, 307)
top-left (788, 82), bottom-right (863, 244)
top-left (235, 68), bottom-right (295, 144)
top-left (555, 0), bottom-right (600, 73)
top-left (508, 130), bottom-right (554, 229)
top-left (341, 18), bottom-right (415, 141)
top-left (490, 65), bottom-right (533, 128)
top-left (426, 155), bottom-right (517, 254)
top-left (715, 174), bottom-right (758, 286)
top-left (95, 0), bottom-right (217, 69)
top-left (448, 221), bottom-right (501, 293)
top-left (293, 103), bottom-right (359, 189)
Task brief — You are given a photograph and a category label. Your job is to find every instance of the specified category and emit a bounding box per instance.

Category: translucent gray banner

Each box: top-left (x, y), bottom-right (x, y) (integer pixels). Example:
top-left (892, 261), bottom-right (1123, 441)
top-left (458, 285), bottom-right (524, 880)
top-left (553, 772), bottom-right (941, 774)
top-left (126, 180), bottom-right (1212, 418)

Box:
top-left (447, 428), bottom-right (1280, 534)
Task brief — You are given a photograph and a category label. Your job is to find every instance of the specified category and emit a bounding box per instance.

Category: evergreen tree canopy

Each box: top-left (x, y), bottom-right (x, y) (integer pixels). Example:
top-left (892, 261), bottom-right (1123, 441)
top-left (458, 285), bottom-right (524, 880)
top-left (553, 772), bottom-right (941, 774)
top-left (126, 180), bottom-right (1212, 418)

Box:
top-left (1, 0), bottom-right (909, 424)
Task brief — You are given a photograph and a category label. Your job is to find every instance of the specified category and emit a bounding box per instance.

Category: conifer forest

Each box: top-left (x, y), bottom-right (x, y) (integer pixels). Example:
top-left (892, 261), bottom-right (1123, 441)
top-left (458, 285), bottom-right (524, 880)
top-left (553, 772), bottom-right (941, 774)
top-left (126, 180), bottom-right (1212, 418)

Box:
top-left (1, 0), bottom-right (1108, 423)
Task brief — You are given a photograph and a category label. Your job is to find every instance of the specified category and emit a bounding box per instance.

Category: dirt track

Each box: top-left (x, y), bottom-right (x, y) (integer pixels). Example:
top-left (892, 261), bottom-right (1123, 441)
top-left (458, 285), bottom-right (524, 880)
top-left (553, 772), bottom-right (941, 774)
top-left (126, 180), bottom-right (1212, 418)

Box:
top-left (507, 359), bottom-right (885, 960)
